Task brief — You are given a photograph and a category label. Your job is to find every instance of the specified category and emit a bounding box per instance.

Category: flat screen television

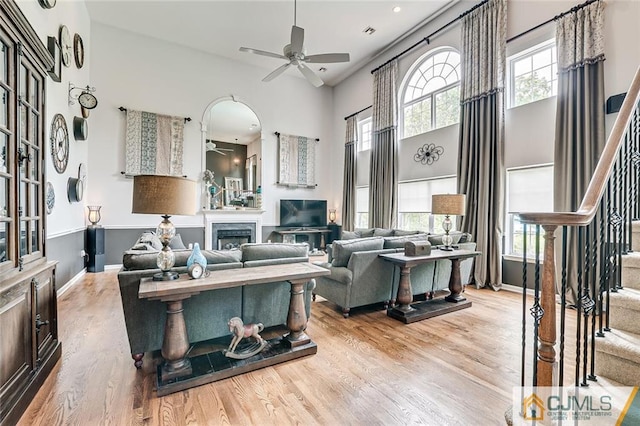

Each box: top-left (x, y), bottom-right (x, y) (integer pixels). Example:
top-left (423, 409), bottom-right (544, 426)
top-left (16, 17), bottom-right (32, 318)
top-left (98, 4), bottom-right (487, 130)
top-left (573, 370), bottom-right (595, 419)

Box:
top-left (280, 199), bottom-right (327, 228)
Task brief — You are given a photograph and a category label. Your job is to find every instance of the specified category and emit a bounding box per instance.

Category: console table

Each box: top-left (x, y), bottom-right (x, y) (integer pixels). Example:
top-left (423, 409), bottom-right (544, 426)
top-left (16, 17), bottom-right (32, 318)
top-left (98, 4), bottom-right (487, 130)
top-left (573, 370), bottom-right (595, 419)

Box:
top-left (138, 262), bottom-right (330, 396)
top-left (379, 249), bottom-right (480, 323)
top-left (274, 228), bottom-right (332, 250)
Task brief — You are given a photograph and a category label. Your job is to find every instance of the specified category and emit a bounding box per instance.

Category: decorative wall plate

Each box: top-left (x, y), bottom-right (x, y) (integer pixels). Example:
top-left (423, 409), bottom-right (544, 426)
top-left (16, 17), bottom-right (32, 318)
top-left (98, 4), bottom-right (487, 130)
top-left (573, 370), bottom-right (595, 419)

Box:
top-left (46, 182), bottom-right (55, 214)
top-left (50, 114), bottom-right (69, 173)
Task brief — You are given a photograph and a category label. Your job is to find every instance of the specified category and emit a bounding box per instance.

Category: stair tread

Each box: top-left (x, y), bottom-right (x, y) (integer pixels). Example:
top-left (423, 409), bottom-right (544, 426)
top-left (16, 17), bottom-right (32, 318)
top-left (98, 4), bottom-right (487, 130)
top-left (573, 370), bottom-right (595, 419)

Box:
top-left (621, 251), bottom-right (640, 268)
top-left (596, 329), bottom-right (640, 360)
top-left (609, 288), bottom-right (640, 308)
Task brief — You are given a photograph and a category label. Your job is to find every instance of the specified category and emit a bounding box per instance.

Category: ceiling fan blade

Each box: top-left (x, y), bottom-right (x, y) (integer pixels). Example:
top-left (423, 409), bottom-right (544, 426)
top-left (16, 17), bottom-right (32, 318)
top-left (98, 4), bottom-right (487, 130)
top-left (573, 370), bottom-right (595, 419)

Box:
top-left (218, 148), bottom-right (234, 151)
top-left (239, 47), bottom-right (287, 60)
top-left (290, 25), bottom-right (304, 54)
top-left (263, 62), bottom-right (291, 82)
top-left (297, 63), bottom-right (323, 87)
top-left (305, 53), bottom-right (350, 63)
top-left (213, 149), bottom-right (227, 156)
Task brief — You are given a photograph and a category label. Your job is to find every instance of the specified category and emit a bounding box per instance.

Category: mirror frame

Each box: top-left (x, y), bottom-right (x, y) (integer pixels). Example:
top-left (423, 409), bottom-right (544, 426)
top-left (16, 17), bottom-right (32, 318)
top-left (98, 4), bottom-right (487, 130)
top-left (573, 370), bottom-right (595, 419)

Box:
top-left (200, 95), bottom-right (263, 209)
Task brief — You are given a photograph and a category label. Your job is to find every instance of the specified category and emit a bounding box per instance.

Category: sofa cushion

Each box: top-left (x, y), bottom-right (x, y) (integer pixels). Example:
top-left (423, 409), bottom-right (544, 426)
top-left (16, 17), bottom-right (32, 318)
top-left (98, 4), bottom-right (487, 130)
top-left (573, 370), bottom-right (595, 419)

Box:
top-left (355, 228), bottom-right (375, 238)
top-left (169, 233), bottom-right (187, 250)
top-left (130, 230), bottom-right (162, 251)
top-left (383, 233), bottom-right (430, 249)
top-left (393, 229), bottom-right (421, 236)
top-left (428, 231), bottom-right (464, 246)
top-left (331, 237), bottom-right (384, 267)
top-left (123, 248), bottom-right (242, 271)
top-left (373, 228), bottom-right (394, 237)
top-left (315, 262), bottom-right (352, 285)
top-left (341, 230), bottom-right (360, 240)
top-left (241, 242), bottom-right (308, 262)
top-left (202, 249), bottom-right (243, 265)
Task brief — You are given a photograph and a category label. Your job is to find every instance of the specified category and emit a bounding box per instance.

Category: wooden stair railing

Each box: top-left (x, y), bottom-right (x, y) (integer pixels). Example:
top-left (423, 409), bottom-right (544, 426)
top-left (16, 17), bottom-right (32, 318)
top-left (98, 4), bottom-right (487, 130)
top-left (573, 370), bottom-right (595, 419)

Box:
top-left (516, 66), bottom-right (640, 388)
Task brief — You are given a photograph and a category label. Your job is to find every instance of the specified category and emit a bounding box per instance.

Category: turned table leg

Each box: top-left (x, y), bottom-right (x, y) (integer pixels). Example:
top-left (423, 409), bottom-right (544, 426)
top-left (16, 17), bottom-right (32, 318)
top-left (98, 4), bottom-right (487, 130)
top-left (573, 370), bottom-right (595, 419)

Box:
top-left (285, 279), bottom-right (310, 347)
top-left (160, 298), bottom-right (192, 381)
top-left (395, 265), bottom-right (415, 312)
top-left (445, 258), bottom-right (466, 303)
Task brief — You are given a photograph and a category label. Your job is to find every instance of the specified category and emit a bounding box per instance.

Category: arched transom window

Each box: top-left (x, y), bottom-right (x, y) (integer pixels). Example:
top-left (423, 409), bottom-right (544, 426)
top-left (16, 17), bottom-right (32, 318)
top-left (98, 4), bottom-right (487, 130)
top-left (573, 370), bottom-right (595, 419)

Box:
top-left (401, 48), bottom-right (461, 138)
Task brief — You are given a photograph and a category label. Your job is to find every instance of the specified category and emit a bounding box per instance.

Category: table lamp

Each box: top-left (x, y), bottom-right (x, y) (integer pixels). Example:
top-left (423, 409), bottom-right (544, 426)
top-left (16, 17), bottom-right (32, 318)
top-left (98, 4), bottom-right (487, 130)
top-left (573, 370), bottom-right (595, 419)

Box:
top-left (87, 205), bottom-right (102, 227)
top-left (431, 194), bottom-right (466, 251)
top-left (328, 209), bottom-right (337, 223)
top-left (132, 175), bottom-right (196, 281)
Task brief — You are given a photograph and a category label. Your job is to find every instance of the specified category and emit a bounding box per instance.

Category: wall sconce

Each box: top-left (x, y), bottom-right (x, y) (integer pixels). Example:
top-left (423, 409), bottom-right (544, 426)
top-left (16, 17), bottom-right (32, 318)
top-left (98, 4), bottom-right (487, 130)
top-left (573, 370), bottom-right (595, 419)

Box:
top-left (329, 209), bottom-right (337, 223)
top-left (233, 158), bottom-right (240, 166)
top-left (87, 205), bottom-right (102, 227)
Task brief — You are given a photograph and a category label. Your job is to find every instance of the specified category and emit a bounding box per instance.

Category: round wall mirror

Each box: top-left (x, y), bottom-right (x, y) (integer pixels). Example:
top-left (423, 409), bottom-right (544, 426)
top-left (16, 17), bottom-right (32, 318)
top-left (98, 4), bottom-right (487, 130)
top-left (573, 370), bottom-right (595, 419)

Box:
top-left (201, 97), bottom-right (262, 209)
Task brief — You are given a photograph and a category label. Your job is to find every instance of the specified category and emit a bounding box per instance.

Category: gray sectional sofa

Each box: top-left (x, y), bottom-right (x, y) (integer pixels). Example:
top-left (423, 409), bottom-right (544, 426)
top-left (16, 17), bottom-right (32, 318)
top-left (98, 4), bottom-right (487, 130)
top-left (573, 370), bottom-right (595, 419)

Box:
top-left (117, 242), bottom-right (314, 368)
top-left (313, 228), bottom-right (476, 317)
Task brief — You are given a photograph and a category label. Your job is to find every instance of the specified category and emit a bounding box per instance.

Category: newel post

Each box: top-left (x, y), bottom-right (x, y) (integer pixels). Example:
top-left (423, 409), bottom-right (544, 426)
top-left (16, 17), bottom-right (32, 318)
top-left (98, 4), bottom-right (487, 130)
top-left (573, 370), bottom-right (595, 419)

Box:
top-left (537, 225), bottom-right (558, 386)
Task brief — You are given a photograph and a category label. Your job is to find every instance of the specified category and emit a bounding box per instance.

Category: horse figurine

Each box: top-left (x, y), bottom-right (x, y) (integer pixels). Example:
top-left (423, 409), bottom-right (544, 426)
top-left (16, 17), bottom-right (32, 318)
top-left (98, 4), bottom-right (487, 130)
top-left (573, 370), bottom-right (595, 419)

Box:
top-left (225, 317), bottom-right (266, 359)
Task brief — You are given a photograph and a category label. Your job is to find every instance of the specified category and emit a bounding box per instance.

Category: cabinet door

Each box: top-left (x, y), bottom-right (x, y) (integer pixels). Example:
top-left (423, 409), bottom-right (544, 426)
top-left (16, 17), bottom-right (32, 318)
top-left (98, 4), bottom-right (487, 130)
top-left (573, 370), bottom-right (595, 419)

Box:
top-left (33, 268), bottom-right (56, 363)
top-left (0, 278), bottom-right (34, 413)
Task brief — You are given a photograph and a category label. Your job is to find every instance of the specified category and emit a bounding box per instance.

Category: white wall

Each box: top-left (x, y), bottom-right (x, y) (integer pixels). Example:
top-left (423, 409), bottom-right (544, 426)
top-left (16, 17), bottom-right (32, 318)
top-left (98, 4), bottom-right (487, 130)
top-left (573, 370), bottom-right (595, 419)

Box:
top-left (17, 0), bottom-right (92, 238)
top-left (331, 0), bottom-right (640, 211)
top-left (88, 22), bottom-right (334, 229)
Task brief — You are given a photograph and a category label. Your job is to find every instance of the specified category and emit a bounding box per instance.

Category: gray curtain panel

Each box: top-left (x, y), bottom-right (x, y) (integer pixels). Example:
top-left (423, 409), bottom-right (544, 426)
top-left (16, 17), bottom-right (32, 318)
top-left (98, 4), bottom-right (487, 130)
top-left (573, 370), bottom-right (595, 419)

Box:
top-left (342, 117), bottom-right (358, 231)
top-left (457, 0), bottom-right (507, 290)
top-left (554, 0), bottom-right (605, 305)
top-left (369, 60), bottom-right (398, 229)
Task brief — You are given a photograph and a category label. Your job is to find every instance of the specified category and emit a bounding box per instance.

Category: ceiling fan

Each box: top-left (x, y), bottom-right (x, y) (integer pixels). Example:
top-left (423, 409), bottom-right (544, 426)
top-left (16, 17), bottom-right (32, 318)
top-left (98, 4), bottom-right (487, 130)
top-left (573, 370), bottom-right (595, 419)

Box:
top-left (206, 141), bottom-right (234, 156)
top-left (239, 0), bottom-right (350, 87)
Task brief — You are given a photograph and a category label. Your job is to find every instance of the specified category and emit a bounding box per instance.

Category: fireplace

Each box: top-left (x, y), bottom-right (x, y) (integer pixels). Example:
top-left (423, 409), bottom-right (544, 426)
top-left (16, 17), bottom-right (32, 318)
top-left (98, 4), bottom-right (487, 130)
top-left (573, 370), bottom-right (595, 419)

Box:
top-left (212, 222), bottom-right (256, 250)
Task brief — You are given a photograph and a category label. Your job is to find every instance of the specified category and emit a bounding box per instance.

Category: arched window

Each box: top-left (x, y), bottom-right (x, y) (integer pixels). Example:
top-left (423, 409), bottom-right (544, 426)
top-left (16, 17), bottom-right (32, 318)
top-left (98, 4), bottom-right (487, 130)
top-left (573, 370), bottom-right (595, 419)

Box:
top-left (401, 48), bottom-right (461, 138)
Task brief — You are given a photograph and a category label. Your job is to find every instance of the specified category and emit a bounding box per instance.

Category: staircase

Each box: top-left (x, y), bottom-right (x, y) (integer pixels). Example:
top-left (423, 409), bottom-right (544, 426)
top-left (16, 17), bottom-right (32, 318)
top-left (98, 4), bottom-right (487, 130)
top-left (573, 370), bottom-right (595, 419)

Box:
top-left (594, 221), bottom-right (640, 385)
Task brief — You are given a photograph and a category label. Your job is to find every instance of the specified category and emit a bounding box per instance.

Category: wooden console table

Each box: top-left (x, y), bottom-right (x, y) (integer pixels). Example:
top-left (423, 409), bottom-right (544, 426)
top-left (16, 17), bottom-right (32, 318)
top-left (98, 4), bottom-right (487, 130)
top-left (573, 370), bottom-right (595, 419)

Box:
top-left (139, 262), bottom-right (330, 395)
top-left (379, 249), bottom-right (480, 323)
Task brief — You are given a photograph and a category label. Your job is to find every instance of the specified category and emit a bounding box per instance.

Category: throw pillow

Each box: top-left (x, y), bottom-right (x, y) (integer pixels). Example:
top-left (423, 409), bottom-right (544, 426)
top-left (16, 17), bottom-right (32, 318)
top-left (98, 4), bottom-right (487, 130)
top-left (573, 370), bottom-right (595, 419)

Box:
top-left (132, 231), bottom-right (162, 251)
top-left (428, 231), bottom-right (463, 246)
top-left (373, 228), bottom-right (394, 237)
top-left (331, 237), bottom-right (384, 267)
top-left (169, 233), bottom-right (187, 250)
top-left (458, 232), bottom-right (473, 243)
top-left (383, 233), bottom-right (430, 249)
top-left (393, 229), bottom-right (421, 236)
top-left (355, 228), bottom-right (375, 238)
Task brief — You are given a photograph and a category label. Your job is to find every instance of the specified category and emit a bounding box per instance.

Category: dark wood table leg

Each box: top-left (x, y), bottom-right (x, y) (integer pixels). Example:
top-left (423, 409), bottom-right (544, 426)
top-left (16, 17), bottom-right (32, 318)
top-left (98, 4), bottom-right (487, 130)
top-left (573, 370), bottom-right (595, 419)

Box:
top-left (395, 265), bottom-right (416, 312)
top-left (284, 279), bottom-right (310, 347)
top-left (160, 298), bottom-right (192, 381)
top-left (445, 258), bottom-right (466, 303)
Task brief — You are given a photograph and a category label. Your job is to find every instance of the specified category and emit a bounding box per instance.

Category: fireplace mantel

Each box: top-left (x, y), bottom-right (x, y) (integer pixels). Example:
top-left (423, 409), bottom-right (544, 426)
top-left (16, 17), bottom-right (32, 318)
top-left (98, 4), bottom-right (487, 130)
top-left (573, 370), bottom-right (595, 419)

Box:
top-left (201, 209), bottom-right (265, 250)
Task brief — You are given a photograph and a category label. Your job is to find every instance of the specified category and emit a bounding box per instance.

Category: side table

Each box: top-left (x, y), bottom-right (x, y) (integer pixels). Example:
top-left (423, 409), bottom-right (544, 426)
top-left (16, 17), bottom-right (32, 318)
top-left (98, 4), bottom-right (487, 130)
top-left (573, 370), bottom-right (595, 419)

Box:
top-left (87, 226), bottom-right (105, 272)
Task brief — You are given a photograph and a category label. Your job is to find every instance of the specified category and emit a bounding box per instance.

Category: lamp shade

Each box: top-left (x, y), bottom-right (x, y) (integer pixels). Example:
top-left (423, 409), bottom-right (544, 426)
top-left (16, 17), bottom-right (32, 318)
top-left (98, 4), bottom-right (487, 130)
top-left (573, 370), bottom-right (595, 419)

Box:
top-left (132, 175), bottom-right (197, 216)
top-left (432, 194), bottom-right (466, 215)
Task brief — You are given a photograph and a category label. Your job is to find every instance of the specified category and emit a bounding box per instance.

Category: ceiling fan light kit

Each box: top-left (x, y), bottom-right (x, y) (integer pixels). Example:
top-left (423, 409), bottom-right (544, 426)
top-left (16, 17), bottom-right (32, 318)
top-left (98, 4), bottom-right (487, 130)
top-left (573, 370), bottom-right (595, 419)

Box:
top-left (239, 0), bottom-right (350, 87)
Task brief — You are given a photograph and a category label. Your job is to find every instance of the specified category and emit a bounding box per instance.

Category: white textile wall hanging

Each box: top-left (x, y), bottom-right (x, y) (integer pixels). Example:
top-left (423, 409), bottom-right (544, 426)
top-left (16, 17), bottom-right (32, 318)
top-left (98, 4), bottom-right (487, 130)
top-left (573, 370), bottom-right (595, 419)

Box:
top-left (276, 132), bottom-right (319, 187)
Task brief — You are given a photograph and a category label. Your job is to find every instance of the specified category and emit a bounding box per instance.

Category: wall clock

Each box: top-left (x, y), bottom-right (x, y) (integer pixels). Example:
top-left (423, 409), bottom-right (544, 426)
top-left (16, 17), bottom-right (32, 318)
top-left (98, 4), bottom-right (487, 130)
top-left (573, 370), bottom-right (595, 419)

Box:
top-left (67, 177), bottom-right (83, 203)
top-left (73, 33), bottom-right (84, 68)
top-left (50, 114), bottom-right (69, 173)
top-left (73, 116), bottom-right (88, 141)
top-left (79, 91), bottom-right (98, 118)
top-left (38, 0), bottom-right (56, 9)
top-left (59, 25), bottom-right (72, 67)
top-left (45, 182), bottom-right (55, 214)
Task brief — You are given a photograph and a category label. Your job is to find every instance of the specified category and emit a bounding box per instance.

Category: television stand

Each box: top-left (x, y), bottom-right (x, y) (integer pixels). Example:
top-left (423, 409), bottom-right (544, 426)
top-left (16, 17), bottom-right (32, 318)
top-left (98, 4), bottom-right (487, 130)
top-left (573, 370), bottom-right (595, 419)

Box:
top-left (274, 228), bottom-right (332, 250)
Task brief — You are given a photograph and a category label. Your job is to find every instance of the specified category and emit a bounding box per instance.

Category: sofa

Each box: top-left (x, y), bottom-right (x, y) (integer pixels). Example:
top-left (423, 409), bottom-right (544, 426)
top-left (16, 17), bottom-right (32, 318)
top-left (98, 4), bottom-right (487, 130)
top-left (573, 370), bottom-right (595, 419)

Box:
top-left (117, 241), bottom-right (314, 368)
top-left (313, 228), bottom-right (476, 317)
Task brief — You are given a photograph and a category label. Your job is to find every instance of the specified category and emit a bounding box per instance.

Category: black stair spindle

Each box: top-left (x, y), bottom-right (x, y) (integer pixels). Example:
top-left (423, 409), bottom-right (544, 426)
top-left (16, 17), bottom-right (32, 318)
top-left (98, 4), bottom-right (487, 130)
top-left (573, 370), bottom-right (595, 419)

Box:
top-left (531, 225), bottom-right (543, 387)
top-left (521, 223), bottom-right (527, 389)
top-left (589, 220), bottom-right (598, 382)
top-left (576, 226), bottom-right (584, 387)
top-left (559, 226), bottom-right (568, 388)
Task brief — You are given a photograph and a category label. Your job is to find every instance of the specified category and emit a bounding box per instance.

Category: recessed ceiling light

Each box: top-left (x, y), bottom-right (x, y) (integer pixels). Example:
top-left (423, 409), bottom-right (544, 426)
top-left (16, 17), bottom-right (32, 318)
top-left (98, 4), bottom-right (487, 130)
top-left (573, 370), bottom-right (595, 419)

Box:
top-left (318, 67), bottom-right (327, 72)
top-left (392, 6), bottom-right (401, 13)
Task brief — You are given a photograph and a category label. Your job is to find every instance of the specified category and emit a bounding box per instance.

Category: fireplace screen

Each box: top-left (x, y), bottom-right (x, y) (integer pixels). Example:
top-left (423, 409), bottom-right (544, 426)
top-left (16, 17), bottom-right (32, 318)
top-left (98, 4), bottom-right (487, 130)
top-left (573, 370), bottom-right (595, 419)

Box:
top-left (217, 229), bottom-right (252, 250)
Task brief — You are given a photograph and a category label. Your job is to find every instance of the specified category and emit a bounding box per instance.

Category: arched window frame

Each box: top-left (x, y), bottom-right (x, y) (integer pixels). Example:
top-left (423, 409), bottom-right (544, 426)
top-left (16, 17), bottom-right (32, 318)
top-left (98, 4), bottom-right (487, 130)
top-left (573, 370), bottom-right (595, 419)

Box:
top-left (399, 47), bottom-right (461, 139)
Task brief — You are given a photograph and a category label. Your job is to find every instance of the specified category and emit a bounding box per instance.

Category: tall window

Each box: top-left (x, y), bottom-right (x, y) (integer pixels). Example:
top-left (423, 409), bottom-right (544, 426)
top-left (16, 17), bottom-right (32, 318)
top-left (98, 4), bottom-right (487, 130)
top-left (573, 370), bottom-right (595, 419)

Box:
top-left (506, 165), bottom-right (554, 258)
top-left (397, 177), bottom-right (457, 232)
top-left (401, 48), bottom-right (461, 138)
top-left (355, 187), bottom-right (369, 228)
top-left (508, 39), bottom-right (557, 108)
top-left (358, 117), bottom-right (372, 151)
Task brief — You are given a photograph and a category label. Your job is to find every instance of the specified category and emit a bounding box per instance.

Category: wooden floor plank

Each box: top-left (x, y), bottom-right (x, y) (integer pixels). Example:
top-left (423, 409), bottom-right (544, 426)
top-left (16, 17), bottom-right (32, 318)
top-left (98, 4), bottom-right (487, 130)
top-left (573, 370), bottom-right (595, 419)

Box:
top-left (17, 270), bottom-right (576, 425)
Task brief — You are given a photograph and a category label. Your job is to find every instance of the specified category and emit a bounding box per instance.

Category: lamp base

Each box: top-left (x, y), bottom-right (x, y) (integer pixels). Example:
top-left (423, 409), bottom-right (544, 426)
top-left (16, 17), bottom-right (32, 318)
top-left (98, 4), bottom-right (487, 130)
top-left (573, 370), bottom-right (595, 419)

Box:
top-left (440, 246), bottom-right (454, 251)
top-left (153, 271), bottom-right (179, 281)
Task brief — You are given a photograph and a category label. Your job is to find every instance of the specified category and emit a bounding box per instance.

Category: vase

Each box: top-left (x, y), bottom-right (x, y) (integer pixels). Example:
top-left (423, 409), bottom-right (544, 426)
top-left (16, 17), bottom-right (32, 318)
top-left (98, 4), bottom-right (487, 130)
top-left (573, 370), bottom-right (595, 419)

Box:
top-left (187, 243), bottom-right (207, 268)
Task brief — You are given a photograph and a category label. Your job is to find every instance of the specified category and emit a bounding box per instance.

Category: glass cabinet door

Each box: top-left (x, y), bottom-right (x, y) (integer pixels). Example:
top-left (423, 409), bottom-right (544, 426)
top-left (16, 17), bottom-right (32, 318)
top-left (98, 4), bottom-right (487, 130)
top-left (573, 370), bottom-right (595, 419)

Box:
top-left (0, 36), bottom-right (12, 271)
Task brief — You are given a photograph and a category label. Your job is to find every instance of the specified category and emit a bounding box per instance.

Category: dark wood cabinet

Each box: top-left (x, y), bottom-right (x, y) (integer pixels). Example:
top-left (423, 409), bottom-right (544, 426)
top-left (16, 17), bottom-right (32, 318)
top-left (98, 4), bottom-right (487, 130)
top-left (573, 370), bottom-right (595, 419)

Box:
top-left (0, 2), bottom-right (59, 425)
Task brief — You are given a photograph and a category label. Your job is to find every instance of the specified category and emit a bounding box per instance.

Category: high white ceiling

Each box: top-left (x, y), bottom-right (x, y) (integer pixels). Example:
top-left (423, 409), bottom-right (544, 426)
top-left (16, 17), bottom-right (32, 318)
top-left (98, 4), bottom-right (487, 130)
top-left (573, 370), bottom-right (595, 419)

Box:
top-left (85, 0), bottom-right (458, 87)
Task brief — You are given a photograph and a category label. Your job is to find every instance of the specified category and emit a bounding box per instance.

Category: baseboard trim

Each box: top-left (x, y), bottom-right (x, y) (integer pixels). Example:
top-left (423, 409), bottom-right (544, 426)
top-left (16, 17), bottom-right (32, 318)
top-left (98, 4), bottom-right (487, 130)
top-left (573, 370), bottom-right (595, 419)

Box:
top-left (105, 264), bottom-right (122, 270)
top-left (57, 268), bottom-right (87, 297)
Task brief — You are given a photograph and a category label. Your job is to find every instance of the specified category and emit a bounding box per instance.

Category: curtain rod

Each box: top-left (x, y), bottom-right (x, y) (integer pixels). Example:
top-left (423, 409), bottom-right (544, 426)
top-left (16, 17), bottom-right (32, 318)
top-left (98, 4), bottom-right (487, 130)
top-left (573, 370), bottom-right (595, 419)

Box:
top-left (118, 106), bottom-right (191, 122)
top-left (507, 0), bottom-right (600, 44)
top-left (370, 0), bottom-right (489, 75)
top-left (344, 105), bottom-right (372, 121)
top-left (274, 131), bottom-right (319, 142)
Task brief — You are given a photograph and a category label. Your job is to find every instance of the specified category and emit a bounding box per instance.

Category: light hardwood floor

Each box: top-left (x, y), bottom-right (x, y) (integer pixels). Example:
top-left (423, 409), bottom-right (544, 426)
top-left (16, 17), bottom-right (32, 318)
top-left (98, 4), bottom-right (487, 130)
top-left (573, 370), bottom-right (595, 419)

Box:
top-left (18, 270), bottom-right (540, 425)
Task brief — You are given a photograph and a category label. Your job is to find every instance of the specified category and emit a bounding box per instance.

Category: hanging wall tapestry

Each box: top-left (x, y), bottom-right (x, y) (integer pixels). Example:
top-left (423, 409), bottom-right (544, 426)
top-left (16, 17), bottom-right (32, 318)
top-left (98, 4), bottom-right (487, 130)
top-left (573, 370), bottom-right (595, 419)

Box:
top-left (277, 132), bottom-right (318, 187)
top-left (124, 109), bottom-right (185, 176)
